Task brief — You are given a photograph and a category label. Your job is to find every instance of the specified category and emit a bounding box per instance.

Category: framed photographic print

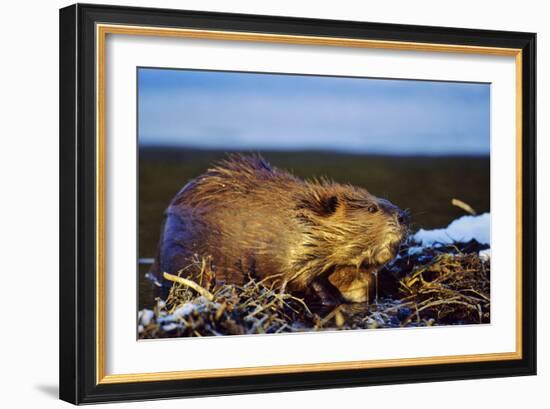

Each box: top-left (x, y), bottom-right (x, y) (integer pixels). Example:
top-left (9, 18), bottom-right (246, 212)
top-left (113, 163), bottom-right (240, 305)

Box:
top-left (59, 3), bottom-right (536, 404)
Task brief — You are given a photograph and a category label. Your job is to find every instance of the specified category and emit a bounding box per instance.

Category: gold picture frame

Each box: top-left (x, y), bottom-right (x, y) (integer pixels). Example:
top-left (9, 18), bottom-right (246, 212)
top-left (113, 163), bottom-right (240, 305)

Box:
top-left (60, 3), bottom-right (536, 404)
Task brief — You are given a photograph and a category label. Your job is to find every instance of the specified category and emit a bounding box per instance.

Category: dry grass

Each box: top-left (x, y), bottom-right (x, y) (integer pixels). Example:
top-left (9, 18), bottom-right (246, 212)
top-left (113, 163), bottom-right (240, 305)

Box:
top-left (138, 240), bottom-right (490, 338)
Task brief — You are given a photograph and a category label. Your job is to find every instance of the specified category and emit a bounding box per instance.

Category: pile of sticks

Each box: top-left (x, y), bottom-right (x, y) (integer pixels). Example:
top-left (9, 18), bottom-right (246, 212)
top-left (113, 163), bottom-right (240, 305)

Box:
top-left (138, 240), bottom-right (490, 338)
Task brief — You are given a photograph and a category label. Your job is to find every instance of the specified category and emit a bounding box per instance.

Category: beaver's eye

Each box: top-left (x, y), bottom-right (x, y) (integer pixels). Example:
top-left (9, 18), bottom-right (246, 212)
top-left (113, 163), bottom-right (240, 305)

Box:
top-left (367, 204), bottom-right (379, 214)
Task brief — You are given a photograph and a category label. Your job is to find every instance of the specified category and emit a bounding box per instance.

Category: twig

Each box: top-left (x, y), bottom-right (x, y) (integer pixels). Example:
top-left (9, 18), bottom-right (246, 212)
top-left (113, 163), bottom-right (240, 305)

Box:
top-left (317, 305), bottom-right (344, 328)
top-left (163, 272), bottom-right (214, 301)
top-left (451, 198), bottom-right (477, 215)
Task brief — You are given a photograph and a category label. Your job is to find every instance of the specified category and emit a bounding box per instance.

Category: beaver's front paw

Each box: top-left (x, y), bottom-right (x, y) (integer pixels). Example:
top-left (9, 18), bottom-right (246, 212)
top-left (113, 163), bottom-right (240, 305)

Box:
top-left (328, 266), bottom-right (375, 304)
top-left (304, 279), bottom-right (345, 312)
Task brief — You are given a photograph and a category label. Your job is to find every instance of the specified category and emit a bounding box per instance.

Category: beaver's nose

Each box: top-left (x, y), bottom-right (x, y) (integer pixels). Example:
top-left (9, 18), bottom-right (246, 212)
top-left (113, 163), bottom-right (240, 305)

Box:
top-left (396, 209), bottom-right (411, 226)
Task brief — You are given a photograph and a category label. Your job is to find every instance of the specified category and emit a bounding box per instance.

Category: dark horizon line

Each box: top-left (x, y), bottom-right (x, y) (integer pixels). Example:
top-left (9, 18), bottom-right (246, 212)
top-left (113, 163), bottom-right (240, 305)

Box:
top-left (139, 145), bottom-right (490, 158)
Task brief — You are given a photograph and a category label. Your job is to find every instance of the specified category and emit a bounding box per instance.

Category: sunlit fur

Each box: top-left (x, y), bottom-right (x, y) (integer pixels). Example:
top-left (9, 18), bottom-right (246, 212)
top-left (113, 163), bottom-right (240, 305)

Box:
top-left (153, 154), bottom-right (409, 302)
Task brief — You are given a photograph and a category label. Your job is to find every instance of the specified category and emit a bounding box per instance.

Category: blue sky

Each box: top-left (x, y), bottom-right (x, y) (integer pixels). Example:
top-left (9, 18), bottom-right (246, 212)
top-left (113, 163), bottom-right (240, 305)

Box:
top-left (138, 68), bottom-right (490, 155)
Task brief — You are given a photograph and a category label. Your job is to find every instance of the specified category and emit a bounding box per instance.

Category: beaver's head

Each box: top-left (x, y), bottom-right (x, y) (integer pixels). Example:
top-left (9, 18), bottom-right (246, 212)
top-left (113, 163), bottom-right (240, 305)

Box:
top-left (296, 183), bottom-right (410, 276)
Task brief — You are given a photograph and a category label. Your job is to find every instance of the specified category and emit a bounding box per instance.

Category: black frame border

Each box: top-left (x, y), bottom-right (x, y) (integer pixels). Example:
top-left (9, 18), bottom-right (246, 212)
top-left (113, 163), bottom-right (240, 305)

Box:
top-left (59, 3), bottom-right (536, 404)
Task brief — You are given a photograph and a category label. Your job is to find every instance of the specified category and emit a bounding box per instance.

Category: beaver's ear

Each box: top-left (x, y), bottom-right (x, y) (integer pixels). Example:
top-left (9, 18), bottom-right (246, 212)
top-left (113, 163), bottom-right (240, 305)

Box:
top-left (320, 195), bottom-right (339, 216)
top-left (299, 194), bottom-right (339, 217)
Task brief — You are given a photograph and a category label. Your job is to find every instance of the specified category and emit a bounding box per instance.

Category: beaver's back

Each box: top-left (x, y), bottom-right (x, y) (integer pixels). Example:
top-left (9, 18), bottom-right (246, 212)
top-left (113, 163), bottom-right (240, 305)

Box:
top-left (154, 156), bottom-right (306, 289)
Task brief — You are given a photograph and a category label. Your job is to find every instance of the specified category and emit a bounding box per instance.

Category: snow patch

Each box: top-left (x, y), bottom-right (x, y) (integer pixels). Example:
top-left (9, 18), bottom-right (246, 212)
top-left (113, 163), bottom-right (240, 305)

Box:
top-left (138, 309), bottom-right (154, 326)
top-left (161, 323), bottom-right (178, 332)
top-left (172, 303), bottom-right (199, 318)
top-left (407, 246), bottom-right (424, 256)
top-left (414, 213), bottom-right (490, 245)
top-left (479, 249), bottom-right (491, 262)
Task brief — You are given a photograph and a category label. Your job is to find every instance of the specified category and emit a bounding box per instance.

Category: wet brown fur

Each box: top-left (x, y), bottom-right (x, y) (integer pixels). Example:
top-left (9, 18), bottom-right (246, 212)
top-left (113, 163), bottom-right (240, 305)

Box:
top-left (151, 154), bottom-right (409, 305)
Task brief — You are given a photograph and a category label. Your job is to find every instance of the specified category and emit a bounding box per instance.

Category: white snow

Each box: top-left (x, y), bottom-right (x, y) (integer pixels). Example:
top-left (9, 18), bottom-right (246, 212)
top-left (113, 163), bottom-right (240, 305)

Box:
top-left (406, 246), bottom-right (424, 256)
top-left (172, 303), bottom-right (198, 318)
top-left (161, 323), bottom-right (178, 332)
top-left (479, 248), bottom-right (491, 262)
top-left (138, 309), bottom-right (154, 326)
top-left (413, 213), bottom-right (490, 246)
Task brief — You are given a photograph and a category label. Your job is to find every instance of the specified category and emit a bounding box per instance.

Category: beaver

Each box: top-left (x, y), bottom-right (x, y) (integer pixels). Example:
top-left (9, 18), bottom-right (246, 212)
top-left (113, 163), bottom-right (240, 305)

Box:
top-left (149, 154), bottom-right (410, 306)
